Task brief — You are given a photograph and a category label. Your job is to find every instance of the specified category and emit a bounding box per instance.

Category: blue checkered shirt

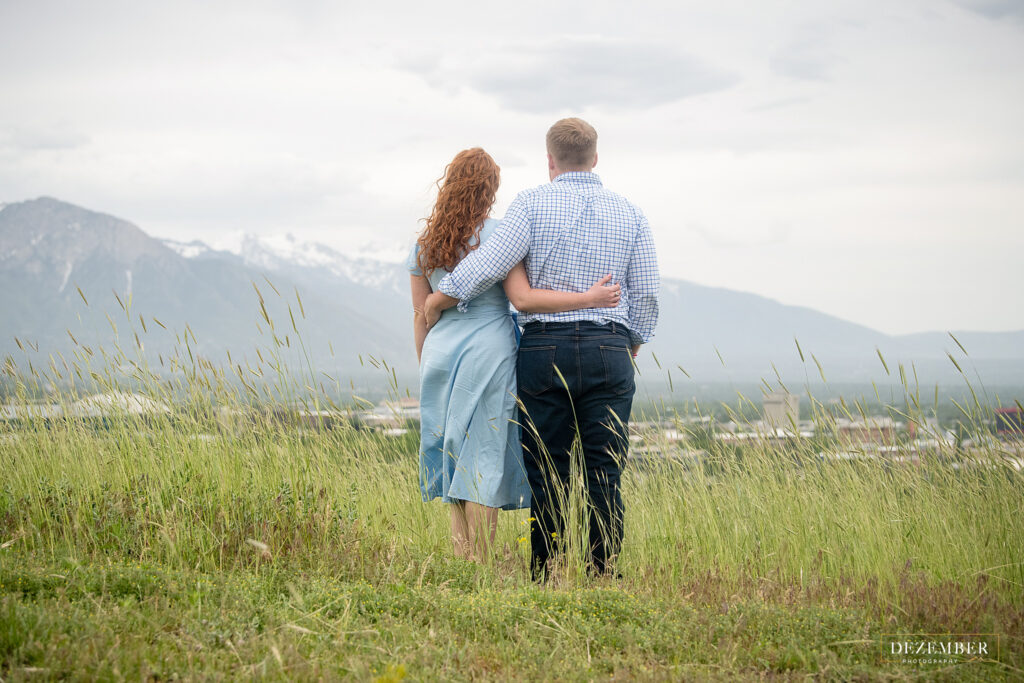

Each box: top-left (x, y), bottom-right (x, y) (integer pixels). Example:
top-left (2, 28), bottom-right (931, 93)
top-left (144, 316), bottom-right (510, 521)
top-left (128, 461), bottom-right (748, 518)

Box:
top-left (437, 172), bottom-right (659, 345)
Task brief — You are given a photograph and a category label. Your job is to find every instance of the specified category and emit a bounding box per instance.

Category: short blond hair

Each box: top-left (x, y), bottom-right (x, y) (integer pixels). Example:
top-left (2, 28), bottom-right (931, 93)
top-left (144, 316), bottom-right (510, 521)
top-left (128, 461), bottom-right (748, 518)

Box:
top-left (546, 117), bottom-right (598, 167)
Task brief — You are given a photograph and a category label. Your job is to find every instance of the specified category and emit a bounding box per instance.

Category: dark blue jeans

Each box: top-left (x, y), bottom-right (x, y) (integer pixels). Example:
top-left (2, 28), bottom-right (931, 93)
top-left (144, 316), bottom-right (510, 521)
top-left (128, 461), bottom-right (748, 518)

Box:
top-left (517, 321), bottom-right (635, 578)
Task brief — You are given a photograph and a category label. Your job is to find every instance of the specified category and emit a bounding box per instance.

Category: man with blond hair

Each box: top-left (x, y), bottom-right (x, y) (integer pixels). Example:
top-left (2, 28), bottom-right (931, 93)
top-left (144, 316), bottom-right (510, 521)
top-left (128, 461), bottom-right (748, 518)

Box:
top-left (433, 117), bottom-right (659, 580)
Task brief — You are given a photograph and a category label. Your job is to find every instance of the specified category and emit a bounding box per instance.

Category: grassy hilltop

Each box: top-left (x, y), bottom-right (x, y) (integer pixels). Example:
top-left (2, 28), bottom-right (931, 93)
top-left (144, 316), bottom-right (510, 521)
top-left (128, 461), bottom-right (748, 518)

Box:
top-left (1, 302), bottom-right (1022, 680)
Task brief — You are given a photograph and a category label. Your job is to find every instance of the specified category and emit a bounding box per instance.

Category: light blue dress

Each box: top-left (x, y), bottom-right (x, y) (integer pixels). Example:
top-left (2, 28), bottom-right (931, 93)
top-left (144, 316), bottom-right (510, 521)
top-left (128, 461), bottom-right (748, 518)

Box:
top-left (407, 219), bottom-right (530, 510)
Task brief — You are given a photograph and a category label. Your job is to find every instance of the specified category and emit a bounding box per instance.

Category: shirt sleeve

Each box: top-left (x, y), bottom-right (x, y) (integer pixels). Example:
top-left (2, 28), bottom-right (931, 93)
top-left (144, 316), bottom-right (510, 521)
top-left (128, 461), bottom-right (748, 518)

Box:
top-left (405, 242), bottom-right (423, 276)
top-left (437, 194), bottom-right (531, 311)
top-left (624, 210), bottom-right (659, 345)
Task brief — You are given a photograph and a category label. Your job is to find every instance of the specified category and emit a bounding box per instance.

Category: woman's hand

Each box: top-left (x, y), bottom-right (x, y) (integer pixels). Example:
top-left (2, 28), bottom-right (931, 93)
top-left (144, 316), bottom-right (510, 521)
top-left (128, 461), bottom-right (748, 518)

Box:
top-left (423, 292), bottom-right (443, 329)
top-left (585, 275), bottom-right (621, 308)
top-left (423, 290), bottom-right (460, 328)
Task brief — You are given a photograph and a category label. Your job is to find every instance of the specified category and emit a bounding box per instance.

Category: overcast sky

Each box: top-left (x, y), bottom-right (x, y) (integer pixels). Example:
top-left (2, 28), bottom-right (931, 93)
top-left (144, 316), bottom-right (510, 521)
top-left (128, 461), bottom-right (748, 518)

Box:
top-left (2, 0), bottom-right (1022, 335)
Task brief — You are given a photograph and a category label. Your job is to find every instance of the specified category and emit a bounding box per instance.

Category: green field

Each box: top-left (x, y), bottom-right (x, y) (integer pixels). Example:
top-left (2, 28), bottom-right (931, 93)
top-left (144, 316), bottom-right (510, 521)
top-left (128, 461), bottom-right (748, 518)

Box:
top-left (1, 395), bottom-right (1021, 680)
top-left (2, 301), bottom-right (1023, 680)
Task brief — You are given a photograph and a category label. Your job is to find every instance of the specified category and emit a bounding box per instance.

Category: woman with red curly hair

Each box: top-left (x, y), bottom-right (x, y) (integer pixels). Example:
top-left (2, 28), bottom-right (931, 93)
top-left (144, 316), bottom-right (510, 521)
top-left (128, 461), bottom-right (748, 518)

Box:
top-left (407, 148), bottom-right (619, 561)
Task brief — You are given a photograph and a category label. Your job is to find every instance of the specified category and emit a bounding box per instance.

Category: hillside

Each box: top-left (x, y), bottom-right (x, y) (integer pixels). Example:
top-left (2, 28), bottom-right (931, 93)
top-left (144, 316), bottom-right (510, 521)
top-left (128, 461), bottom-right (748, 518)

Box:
top-left (2, 197), bottom-right (1021, 388)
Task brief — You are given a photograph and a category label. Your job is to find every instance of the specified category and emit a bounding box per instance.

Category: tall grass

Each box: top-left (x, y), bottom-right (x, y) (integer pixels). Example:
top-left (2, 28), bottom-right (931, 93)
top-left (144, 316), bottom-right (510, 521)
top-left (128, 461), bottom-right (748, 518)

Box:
top-left (1, 283), bottom-right (1022, 678)
top-left (2, 283), bottom-right (1022, 593)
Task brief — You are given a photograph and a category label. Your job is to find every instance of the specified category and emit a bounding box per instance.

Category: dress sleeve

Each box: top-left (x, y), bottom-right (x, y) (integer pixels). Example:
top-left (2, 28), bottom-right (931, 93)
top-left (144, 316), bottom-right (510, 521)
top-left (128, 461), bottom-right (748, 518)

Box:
top-left (406, 242), bottom-right (423, 276)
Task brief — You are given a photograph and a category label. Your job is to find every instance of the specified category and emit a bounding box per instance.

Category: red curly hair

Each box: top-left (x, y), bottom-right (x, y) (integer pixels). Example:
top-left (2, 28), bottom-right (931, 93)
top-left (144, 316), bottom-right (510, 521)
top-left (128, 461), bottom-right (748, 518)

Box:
top-left (417, 148), bottom-right (500, 276)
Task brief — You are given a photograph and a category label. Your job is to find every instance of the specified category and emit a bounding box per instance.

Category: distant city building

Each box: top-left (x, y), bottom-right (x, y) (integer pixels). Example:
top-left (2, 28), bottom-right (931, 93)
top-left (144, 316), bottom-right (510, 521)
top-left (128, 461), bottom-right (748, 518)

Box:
top-left (907, 416), bottom-right (941, 440)
top-left (995, 407), bottom-right (1023, 437)
top-left (1, 392), bottom-right (169, 421)
top-left (834, 416), bottom-right (900, 445)
top-left (72, 392), bottom-right (170, 417)
top-left (763, 392), bottom-right (799, 427)
top-left (359, 397), bottom-right (420, 430)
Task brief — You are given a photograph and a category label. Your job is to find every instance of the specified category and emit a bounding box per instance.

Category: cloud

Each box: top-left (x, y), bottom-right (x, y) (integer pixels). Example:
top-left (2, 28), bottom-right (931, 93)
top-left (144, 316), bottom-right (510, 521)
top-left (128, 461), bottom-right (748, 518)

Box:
top-left (0, 125), bottom-right (90, 152)
top-left (688, 222), bottom-right (792, 250)
top-left (952, 0), bottom-right (1024, 22)
top-left (745, 96), bottom-right (812, 113)
top-left (405, 37), bottom-right (739, 114)
top-left (770, 22), bottom-right (847, 81)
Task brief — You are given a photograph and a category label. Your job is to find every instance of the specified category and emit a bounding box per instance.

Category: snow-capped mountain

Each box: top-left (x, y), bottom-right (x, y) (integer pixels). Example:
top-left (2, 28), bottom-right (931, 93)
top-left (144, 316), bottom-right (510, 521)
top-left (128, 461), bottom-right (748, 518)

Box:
top-left (161, 238), bottom-right (213, 260)
top-left (163, 232), bottom-right (407, 295)
top-left (4, 197), bottom-right (1024, 387)
top-left (1, 198), bottom-right (414, 379)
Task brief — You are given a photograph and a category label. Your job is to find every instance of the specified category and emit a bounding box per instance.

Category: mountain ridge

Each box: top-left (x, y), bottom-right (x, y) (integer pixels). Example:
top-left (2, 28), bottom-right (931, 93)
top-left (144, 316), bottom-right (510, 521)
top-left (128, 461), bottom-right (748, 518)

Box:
top-left (2, 197), bottom-right (1021, 386)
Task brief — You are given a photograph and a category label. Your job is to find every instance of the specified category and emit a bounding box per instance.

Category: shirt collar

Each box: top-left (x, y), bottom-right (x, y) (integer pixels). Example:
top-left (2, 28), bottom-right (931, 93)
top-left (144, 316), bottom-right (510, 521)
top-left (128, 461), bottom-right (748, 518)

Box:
top-left (552, 171), bottom-right (602, 185)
